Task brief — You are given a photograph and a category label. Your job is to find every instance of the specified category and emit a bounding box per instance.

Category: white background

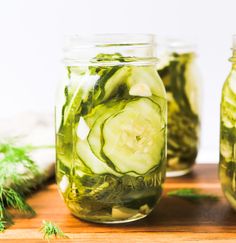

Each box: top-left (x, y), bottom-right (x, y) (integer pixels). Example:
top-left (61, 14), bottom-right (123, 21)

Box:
top-left (0, 0), bottom-right (235, 163)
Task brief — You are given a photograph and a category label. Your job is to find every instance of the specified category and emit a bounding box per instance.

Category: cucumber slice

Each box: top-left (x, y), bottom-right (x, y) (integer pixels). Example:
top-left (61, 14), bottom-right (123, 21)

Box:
top-left (102, 98), bottom-right (165, 174)
top-left (129, 83), bottom-right (152, 97)
top-left (229, 71), bottom-right (236, 94)
top-left (63, 68), bottom-right (99, 126)
top-left (84, 104), bottom-right (108, 128)
top-left (85, 101), bottom-right (124, 128)
top-left (100, 66), bottom-right (131, 101)
top-left (76, 138), bottom-right (121, 176)
top-left (127, 66), bottom-right (166, 98)
top-left (222, 80), bottom-right (236, 128)
top-left (87, 102), bottom-right (126, 161)
top-left (184, 59), bottom-right (200, 115)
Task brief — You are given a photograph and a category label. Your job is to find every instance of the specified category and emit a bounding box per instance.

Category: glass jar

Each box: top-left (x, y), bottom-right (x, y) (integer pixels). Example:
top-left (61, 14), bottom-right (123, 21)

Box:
top-left (220, 35), bottom-right (236, 210)
top-left (157, 39), bottom-right (201, 177)
top-left (55, 34), bottom-right (167, 223)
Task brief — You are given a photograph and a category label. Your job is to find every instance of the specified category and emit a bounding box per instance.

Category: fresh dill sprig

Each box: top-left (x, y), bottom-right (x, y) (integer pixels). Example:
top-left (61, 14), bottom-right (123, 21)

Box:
top-left (0, 187), bottom-right (35, 215)
top-left (0, 221), bottom-right (6, 232)
top-left (167, 188), bottom-right (219, 201)
top-left (0, 141), bottom-right (54, 232)
top-left (40, 220), bottom-right (69, 240)
top-left (0, 203), bottom-right (13, 232)
top-left (0, 186), bottom-right (36, 232)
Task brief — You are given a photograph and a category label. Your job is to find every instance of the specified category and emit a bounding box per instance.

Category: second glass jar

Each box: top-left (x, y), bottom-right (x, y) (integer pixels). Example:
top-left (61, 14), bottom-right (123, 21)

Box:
top-left (157, 40), bottom-right (201, 177)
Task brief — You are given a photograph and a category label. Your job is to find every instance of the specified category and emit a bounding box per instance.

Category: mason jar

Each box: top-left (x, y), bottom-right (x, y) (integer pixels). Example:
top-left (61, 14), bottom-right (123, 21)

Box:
top-left (55, 34), bottom-right (167, 223)
top-left (220, 35), bottom-right (236, 210)
top-left (157, 39), bottom-right (201, 177)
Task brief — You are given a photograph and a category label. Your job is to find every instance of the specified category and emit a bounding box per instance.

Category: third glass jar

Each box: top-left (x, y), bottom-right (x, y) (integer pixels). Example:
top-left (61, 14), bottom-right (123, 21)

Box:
top-left (219, 35), bottom-right (236, 210)
top-left (157, 39), bottom-right (201, 177)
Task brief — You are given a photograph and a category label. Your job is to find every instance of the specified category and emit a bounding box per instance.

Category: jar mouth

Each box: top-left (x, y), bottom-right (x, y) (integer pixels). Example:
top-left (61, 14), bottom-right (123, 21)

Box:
top-left (64, 34), bottom-right (156, 48)
top-left (63, 34), bottom-right (158, 66)
top-left (231, 35), bottom-right (236, 51)
top-left (157, 37), bottom-right (196, 54)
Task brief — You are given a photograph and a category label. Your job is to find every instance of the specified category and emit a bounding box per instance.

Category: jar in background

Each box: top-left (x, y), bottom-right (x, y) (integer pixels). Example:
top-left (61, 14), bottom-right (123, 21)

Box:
top-left (220, 35), bottom-right (236, 210)
top-left (56, 34), bottom-right (167, 223)
top-left (157, 39), bottom-right (201, 177)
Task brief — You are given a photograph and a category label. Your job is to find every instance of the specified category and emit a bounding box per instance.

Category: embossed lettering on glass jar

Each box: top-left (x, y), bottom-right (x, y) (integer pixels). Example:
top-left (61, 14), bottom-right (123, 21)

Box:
top-left (55, 34), bottom-right (167, 223)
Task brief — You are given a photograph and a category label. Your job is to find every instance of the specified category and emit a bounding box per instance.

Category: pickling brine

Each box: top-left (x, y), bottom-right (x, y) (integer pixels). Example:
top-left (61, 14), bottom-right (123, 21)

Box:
top-left (55, 35), bottom-right (167, 223)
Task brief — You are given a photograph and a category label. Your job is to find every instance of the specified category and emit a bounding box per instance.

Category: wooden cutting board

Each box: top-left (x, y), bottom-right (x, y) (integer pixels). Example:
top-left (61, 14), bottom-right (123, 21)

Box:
top-left (1, 164), bottom-right (236, 243)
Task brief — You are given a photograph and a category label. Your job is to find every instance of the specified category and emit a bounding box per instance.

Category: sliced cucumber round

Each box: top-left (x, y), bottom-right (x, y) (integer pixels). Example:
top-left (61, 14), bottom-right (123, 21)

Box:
top-left (85, 101), bottom-right (125, 128)
top-left (229, 71), bottom-right (236, 94)
top-left (184, 59), bottom-right (200, 115)
top-left (222, 81), bottom-right (236, 128)
top-left (102, 67), bottom-right (131, 101)
top-left (63, 68), bottom-right (100, 126)
top-left (102, 98), bottom-right (165, 174)
top-left (127, 66), bottom-right (166, 98)
top-left (87, 102), bottom-right (126, 161)
top-left (76, 138), bottom-right (121, 176)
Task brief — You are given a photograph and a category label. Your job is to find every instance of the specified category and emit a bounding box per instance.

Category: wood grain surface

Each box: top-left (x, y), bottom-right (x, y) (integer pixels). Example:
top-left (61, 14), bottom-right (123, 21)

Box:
top-left (1, 164), bottom-right (236, 242)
